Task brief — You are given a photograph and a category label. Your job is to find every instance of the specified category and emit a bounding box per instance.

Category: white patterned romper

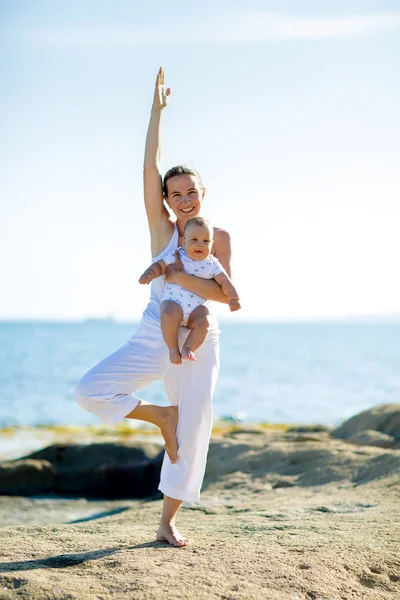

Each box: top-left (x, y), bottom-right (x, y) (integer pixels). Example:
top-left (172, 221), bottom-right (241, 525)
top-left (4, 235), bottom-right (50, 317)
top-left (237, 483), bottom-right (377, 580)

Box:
top-left (162, 247), bottom-right (225, 326)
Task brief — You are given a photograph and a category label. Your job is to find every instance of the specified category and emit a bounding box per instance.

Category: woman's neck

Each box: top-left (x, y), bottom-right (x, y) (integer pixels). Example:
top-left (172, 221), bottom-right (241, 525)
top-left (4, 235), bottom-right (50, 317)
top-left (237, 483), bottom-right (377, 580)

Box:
top-left (175, 218), bottom-right (187, 238)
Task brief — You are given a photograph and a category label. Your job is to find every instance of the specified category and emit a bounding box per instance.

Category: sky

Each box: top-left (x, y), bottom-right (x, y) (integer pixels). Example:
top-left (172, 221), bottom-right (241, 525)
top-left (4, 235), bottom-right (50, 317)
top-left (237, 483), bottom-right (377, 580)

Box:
top-left (1, 0), bottom-right (399, 321)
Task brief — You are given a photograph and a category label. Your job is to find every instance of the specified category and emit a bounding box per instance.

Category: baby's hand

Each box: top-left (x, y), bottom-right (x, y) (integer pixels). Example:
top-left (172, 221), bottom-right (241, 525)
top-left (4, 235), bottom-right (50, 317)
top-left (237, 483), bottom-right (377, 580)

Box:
top-left (229, 298), bottom-right (241, 312)
top-left (139, 270), bottom-right (154, 285)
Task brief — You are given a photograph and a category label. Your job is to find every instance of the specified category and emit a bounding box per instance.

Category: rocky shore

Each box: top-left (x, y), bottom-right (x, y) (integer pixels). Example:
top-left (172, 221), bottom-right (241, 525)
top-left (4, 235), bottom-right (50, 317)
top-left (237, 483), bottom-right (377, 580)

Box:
top-left (0, 404), bottom-right (399, 600)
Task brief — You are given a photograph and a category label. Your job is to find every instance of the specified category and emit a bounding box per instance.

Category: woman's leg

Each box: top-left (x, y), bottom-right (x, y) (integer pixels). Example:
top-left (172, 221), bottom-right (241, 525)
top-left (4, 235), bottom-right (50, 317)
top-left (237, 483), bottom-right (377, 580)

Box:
top-left (156, 496), bottom-right (188, 547)
top-left (75, 321), bottom-right (178, 461)
top-left (157, 331), bottom-right (220, 545)
top-left (124, 400), bottom-right (179, 463)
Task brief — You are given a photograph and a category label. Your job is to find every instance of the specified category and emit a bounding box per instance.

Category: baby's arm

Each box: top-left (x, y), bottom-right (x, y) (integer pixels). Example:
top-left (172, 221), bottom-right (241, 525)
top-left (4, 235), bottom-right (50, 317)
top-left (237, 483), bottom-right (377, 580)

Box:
top-left (139, 260), bottom-right (167, 284)
top-left (213, 272), bottom-right (241, 312)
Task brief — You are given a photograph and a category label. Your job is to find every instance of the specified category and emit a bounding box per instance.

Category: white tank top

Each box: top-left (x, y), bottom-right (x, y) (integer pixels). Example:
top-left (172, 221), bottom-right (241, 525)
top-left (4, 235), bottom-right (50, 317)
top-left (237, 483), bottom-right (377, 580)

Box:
top-left (141, 223), bottom-right (179, 326)
top-left (141, 223), bottom-right (219, 336)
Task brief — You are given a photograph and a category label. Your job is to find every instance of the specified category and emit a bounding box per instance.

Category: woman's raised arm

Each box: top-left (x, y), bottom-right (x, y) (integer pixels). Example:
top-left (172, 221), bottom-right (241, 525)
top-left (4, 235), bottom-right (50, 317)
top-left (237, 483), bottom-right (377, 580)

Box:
top-left (143, 68), bottom-right (171, 231)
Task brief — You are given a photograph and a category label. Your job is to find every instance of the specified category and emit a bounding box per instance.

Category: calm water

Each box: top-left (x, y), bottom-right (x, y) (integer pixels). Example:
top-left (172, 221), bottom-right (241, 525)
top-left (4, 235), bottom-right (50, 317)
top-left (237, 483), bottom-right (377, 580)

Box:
top-left (0, 321), bottom-right (399, 428)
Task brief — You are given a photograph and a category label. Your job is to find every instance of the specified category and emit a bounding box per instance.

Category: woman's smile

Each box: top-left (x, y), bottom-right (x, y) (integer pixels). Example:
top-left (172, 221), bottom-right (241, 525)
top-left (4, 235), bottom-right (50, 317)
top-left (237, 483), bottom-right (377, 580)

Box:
top-left (179, 206), bottom-right (196, 215)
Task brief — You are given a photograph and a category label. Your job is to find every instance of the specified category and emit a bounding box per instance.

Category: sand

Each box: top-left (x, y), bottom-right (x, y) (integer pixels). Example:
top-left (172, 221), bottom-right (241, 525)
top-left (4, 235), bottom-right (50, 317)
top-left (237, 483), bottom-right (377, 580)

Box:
top-left (0, 425), bottom-right (399, 600)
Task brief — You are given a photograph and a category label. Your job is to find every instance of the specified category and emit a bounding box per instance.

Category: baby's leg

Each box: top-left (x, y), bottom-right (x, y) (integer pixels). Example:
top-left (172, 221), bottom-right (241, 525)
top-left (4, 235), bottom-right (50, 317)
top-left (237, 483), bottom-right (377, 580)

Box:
top-left (181, 305), bottom-right (211, 361)
top-left (160, 300), bottom-right (184, 364)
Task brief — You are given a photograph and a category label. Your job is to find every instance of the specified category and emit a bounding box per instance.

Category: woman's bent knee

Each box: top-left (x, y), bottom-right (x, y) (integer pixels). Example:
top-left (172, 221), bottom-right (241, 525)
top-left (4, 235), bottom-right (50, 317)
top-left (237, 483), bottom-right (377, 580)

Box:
top-left (74, 371), bottom-right (100, 406)
top-left (74, 379), bottom-right (89, 407)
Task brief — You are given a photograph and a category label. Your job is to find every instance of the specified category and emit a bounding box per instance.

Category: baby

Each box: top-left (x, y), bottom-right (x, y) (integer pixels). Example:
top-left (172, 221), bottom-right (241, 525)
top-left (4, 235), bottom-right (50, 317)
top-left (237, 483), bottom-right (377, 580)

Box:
top-left (139, 217), bottom-right (240, 364)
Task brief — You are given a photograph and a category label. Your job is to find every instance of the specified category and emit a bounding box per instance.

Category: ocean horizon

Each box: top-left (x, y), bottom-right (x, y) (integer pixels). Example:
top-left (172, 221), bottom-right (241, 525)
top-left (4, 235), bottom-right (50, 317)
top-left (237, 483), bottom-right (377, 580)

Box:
top-left (1, 319), bottom-right (399, 429)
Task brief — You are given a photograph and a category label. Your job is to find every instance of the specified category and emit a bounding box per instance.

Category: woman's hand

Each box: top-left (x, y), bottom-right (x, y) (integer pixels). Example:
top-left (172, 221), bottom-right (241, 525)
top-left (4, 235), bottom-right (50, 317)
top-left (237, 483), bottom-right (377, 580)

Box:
top-left (153, 67), bottom-right (171, 111)
top-left (165, 250), bottom-right (184, 283)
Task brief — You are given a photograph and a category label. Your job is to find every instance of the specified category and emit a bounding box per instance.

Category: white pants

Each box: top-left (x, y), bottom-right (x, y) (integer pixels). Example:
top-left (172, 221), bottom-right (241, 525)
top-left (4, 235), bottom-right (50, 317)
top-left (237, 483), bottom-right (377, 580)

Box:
top-left (75, 319), bottom-right (220, 502)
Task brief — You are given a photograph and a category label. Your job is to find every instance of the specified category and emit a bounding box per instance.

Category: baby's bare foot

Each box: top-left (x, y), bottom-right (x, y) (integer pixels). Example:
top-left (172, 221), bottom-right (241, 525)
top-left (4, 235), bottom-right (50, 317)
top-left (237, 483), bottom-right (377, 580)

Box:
top-left (156, 523), bottom-right (190, 547)
top-left (169, 347), bottom-right (182, 364)
top-left (181, 346), bottom-right (196, 361)
top-left (160, 406), bottom-right (179, 463)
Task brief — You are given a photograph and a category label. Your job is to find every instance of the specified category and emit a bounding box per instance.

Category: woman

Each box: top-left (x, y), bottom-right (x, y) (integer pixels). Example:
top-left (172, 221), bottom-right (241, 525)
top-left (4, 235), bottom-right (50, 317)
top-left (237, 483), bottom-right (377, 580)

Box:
top-left (75, 68), bottom-right (234, 547)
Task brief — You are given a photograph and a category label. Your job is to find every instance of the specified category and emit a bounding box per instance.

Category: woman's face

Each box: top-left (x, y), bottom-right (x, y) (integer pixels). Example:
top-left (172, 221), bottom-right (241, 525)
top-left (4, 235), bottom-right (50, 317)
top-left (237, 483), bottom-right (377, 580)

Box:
top-left (165, 174), bottom-right (204, 221)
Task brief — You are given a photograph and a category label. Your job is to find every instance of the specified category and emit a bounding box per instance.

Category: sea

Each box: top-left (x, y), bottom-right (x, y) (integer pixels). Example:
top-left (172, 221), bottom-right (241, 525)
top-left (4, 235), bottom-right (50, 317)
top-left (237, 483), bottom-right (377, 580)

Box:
top-left (0, 320), bottom-right (399, 429)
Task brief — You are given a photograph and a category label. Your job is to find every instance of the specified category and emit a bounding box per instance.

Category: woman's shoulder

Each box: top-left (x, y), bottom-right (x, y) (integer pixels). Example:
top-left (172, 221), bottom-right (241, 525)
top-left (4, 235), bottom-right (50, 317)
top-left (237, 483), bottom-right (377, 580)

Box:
top-left (212, 227), bottom-right (231, 249)
top-left (211, 227), bottom-right (232, 275)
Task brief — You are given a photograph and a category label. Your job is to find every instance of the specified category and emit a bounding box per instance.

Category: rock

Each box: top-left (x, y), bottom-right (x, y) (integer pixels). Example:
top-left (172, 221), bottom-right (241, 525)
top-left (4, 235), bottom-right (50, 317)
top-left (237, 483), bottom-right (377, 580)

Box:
top-left (95, 454), bottom-right (164, 499)
top-left (287, 425), bottom-right (331, 433)
top-left (204, 435), bottom-right (400, 489)
top-left (25, 441), bottom-right (161, 467)
top-left (346, 429), bottom-right (396, 449)
top-left (353, 453), bottom-right (400, 484)
top-left (0, 459), bottom-right (55, 495)
top-left (0, 443), bottom-right (164, 498)
top-left (272, 479), bottom-right (296, 489)
top-left (228, 428), bottom-right (265, 436)
top-left (332, 404), bottom-right (400, 440)
top-left (290, 435), bottom-right (328, 443)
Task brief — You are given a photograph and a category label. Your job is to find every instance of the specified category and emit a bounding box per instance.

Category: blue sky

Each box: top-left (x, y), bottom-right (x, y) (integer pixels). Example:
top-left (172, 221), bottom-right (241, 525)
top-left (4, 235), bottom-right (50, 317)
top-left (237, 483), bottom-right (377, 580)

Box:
top-left (1, 0), bottom-right (399, 321)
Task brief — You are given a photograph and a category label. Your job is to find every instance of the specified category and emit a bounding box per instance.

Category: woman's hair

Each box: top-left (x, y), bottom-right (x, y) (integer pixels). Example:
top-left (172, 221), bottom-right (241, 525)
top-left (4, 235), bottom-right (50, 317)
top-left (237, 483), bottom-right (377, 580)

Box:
top-left (162, 165), bottom-right (204, 196)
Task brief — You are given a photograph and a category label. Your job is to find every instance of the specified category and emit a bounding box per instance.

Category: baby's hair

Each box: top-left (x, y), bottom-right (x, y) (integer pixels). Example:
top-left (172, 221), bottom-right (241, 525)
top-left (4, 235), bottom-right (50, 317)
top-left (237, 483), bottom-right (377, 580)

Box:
top-left (163, 165), bottom-right (204, 196)
top-left (183, 216), bottom-right (212, 236)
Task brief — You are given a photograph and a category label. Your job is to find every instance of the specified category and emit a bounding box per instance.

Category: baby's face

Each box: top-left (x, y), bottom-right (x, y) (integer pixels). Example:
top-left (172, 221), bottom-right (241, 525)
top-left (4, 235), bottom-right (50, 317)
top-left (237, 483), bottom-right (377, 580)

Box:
top-left (183, 224), bottom-right (213, 261)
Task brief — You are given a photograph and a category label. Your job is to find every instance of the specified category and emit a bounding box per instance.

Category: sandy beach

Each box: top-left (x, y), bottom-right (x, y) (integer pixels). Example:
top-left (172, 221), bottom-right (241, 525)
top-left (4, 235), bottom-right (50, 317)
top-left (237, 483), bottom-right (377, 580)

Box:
top-left (0, 407), bottom-right (399, 600)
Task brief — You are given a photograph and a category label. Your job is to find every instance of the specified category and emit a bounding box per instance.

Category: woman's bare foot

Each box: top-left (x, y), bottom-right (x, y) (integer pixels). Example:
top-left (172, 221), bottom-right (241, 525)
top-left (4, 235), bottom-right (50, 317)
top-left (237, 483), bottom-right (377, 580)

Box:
top-left (181, 346), bottom-right (196, 361)
top-left (156, 523), bottom-right (190, 547)
top-left (169, 347), bottom-right (182, 364)
top-left (160, 406), bottom-right (179, 463)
